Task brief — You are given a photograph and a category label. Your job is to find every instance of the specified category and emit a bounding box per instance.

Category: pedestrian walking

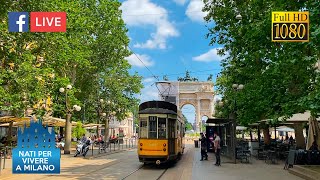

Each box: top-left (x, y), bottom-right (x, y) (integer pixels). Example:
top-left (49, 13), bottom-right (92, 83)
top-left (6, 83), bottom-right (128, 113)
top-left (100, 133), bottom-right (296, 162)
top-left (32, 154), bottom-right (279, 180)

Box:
top-left (199, 133), bottom-right (208, 161)
top-left (213, 132), bottom-right (221, 166)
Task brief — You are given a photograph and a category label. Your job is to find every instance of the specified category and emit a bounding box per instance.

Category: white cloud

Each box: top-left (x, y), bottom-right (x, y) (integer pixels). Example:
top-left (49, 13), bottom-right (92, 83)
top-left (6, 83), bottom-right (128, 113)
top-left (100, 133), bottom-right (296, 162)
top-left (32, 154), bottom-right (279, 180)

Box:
top-left (121, 0), bottom-right (179, 49)
top-left (143, 77), bottom-right (155, 83)
top-left (192, 48), bottom-right (227, 62)
top-left (173, 0), bottom-right (188, 5)
top-left (185, 0), bottom-right (208, 22)
top-left (138, 79), bottom-right (159, 102)
top-left (126, 54), bottom-right (154, 67)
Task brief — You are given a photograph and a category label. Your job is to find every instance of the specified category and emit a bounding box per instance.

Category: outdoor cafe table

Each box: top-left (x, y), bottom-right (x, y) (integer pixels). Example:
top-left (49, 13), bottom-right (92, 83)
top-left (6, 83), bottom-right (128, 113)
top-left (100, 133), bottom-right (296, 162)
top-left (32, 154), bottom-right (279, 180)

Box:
top-left (265, 150), bottom-right (277, 164)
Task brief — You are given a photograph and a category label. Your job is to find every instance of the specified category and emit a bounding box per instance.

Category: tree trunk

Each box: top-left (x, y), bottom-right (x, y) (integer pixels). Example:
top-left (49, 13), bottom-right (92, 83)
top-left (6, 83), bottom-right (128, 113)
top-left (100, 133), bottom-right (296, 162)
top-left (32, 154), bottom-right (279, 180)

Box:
top-left (293, 123), bottom-right (305, 149)
top-left (64, 113), bottom-right (72, 154)
top-left (262, 128), bottom-right (271, 145)
top-left (8, 121), bottom-right (13, 145)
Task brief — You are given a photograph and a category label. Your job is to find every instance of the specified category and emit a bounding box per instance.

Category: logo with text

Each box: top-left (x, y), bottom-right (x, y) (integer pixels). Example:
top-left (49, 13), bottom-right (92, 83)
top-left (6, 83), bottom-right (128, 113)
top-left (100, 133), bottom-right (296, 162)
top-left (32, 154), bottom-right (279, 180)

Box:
top-left (8, 12), bottom-right (66, 32)
top-left (272, 11), bottom-right (309, 42)
top-left (12, 119), bottom-right (60, 174)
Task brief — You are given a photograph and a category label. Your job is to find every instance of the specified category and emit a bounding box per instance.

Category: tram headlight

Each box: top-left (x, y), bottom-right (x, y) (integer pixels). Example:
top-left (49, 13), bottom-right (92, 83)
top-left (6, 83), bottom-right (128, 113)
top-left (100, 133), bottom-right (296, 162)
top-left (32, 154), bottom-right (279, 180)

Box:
top-left (140, 148), bottom-right (142, 151)
top-left (163, 148), bottom-right (166, 151)
top-left (163, 143), bottom-right (166, 147)
top-left (140, 143), bottom-right (143, 146)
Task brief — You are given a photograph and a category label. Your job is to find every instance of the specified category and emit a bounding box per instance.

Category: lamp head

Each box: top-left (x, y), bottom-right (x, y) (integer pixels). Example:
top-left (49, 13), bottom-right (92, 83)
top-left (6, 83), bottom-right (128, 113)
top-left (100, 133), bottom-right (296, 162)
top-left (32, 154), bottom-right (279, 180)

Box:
top-left (66, 85), bottom-right (72, 90)
top-left (75, 105), bottom-right (81, 111)
top-left (236, 14), bottom-right (242, 20)
top-left (232, 84), bottom-right (238, 89)
top-left (59, 88), bottom-right (65, 93)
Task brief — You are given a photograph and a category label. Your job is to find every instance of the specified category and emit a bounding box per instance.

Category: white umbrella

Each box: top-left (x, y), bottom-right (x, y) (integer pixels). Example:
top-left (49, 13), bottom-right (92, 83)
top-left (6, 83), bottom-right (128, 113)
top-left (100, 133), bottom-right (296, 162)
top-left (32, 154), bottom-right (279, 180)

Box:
top-left (276, 127), bottom-right (294, 132)
top-left (306, 116), bottom-right (320, 150)
top-left (236, 126), bottom-right (247, 130)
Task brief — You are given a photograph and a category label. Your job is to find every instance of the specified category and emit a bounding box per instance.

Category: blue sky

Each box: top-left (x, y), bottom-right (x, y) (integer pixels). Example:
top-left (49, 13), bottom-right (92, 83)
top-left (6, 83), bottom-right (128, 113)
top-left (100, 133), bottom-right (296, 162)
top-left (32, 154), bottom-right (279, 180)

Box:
top-left (119, 0), bottom-right (224, 122)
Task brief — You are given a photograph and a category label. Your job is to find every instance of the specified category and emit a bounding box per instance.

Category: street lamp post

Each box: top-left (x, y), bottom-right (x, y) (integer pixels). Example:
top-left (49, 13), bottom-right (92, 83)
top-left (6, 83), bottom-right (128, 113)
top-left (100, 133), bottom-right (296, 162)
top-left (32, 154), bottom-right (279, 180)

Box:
top-left (103, 101), bottom-right (113, 143)
top-left (97, 98), bottom-right (106, 137)
top-left (59, 85), bottom-right (81, 154)
top-left (231, 83), bottom-right (244, 163)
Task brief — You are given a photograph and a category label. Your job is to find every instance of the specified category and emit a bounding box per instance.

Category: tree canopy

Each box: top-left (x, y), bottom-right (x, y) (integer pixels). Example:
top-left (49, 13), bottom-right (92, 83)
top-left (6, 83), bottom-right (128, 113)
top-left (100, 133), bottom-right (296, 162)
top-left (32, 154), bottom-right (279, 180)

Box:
top-left (204, 0), bottom-right (320, 125)
top-left (0, 0), bottom-right (143, 124)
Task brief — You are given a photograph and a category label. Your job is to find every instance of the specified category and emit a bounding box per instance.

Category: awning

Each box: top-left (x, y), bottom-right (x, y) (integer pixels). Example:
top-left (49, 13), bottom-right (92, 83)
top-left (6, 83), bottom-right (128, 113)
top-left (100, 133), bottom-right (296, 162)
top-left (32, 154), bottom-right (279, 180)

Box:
top-left (83, 123), bottom-right (104, 128)
top-left (260, 111), bottom-right (320, 123)
top-left (0, 116), bottom-right (31, 124)
top-left (42, 116), bottom-right (77, 127)
top-left (0, 116), bottom-right (77, 127)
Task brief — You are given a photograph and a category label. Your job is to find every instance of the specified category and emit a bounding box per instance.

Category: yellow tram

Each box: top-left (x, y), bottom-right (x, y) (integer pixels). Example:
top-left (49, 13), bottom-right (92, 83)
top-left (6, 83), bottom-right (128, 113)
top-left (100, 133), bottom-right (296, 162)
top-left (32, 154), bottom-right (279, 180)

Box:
top-left (138, 101), bottom-right (185, 165)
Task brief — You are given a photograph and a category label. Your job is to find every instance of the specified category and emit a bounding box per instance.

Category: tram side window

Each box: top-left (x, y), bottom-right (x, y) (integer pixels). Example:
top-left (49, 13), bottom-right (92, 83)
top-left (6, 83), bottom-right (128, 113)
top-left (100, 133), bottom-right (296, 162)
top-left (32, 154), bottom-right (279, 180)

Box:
top-left (149, 116), bottom-right (157, 138)
top-left (168, 119), bottom-right (176, 138)
top-left (158, 118), bottom-right (166, 139)
top-left (140, 119), bottom-right (147, 138)
top-left (177, 123), bottom-right (180, 138)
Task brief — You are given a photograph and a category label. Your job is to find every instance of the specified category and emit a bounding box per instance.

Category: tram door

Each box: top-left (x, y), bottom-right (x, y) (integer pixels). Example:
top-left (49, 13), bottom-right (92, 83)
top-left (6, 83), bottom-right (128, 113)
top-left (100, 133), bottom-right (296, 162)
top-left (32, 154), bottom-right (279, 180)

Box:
top-left (168, 119), bottom-right (176, 156)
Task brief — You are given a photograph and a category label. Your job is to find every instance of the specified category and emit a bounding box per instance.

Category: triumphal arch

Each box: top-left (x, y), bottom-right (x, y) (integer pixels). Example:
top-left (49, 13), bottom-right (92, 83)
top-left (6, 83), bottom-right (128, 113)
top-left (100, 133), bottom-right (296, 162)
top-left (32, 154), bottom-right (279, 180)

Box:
top-left (156, 71), bottom-right (215, 132)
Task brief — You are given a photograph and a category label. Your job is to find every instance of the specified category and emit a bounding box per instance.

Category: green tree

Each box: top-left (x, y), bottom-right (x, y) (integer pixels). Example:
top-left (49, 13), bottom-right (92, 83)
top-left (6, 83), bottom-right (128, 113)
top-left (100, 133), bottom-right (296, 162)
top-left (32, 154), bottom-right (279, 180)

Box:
top-left (0, 0), bottom-right (143, 153)
top-left (204, 0), bottom-right (320, 147)
top-left (72, 121), bottom-right (86, 140)
top-left (182, 114), bottom-right (193, 130)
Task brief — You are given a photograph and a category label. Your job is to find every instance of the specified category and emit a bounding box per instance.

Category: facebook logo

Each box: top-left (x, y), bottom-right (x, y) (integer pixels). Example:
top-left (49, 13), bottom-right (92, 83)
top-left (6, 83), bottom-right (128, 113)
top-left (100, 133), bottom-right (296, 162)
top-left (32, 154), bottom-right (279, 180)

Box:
top-left (8, 12), bottom-right (29, 32)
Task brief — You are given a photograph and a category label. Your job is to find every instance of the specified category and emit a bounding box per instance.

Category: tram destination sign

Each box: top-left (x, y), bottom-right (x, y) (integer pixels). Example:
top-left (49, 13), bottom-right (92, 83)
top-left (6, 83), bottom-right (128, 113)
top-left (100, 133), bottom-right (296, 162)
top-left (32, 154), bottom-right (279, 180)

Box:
top-left (272, 11), bottom-right (309, 42)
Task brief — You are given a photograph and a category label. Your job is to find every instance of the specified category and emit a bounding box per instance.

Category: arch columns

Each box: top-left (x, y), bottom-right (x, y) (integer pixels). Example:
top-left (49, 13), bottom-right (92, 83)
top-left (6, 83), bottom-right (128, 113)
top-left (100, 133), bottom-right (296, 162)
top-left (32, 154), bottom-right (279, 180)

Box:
top-left (196, 99), bottom-right (201, 133)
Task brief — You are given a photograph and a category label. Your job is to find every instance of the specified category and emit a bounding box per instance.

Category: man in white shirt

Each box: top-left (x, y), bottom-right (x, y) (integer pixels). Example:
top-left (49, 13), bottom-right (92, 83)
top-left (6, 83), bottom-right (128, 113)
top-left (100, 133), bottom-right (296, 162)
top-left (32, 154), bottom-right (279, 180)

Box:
top-left (213, 132), bottom-right (221, 166)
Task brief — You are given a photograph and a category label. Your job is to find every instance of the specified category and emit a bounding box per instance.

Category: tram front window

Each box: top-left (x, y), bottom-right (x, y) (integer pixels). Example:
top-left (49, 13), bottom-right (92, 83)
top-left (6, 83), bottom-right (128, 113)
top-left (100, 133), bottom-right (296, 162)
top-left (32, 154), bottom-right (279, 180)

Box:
top-left (149, 116), bottom-right (157, 138)
top-left (158, 118), bottom-right (166, 139)
top-left (140, 119), bottom-right (147, 138)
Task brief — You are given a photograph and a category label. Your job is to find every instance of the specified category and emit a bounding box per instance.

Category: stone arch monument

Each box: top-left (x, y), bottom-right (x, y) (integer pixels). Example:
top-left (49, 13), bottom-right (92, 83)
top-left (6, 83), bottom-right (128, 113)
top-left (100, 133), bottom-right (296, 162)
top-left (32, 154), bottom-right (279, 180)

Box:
top-left (156, 71), bottom-right (215, 132)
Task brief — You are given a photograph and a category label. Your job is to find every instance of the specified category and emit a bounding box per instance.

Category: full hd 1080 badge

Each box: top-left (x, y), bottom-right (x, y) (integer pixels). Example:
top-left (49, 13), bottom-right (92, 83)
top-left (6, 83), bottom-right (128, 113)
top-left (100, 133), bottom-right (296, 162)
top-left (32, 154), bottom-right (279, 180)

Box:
top-left (272, 11), bottom-right (309, 42)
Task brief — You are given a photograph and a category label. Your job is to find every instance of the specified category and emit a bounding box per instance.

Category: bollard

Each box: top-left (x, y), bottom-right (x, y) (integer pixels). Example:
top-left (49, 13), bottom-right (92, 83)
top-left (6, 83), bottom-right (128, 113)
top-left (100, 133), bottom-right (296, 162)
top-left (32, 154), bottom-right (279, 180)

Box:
top-left (0, 152), bottom-right (2, 174)
top-left (98, 143), bottom-right (100, 154)
top-left (126, 139), bottom-right (127, 148)
top-left (91, 143), bottom-right (94, 156)
top-left (3, 147), bottom-right (6, 169)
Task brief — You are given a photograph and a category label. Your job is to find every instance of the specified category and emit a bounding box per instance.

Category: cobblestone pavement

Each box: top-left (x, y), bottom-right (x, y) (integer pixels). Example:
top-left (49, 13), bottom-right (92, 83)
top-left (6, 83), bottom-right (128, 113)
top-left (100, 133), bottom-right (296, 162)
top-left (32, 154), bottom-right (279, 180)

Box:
top-left (0, 141), bottom-right (303, 180)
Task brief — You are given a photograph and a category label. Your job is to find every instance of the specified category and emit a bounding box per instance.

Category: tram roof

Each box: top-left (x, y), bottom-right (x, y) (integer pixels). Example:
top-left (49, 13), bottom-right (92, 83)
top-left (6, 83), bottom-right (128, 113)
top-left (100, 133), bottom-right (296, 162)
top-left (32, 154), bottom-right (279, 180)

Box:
top-left (139, 101), bottom-right (177, 113)
top-left (139, 108), bottom-right (177, 115)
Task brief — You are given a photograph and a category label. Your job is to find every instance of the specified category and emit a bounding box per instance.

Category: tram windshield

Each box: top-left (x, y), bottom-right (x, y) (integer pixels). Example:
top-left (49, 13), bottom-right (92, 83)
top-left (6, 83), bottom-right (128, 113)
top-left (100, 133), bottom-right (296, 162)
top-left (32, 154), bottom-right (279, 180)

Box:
top-left (149, 116), bottom-right (157, 138)
top-left (158, 118), bottom-right (166, 139)
top-left (139, 116), bottom-right (167, 139)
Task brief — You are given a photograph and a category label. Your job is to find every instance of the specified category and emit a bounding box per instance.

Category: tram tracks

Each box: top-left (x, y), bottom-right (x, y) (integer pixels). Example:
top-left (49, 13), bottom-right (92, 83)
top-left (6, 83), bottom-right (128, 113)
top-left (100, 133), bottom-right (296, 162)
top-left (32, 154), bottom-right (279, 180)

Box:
top-left (121, 164), bottom-right (169, 180)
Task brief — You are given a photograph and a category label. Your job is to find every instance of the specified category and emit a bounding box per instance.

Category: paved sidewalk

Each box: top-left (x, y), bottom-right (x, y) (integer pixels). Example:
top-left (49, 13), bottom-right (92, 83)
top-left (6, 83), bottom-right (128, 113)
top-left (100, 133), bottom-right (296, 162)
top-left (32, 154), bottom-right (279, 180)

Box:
top-left (191, 146), bottom-right (303, 180)
top-left (0, 146), bottom-right (135, 179)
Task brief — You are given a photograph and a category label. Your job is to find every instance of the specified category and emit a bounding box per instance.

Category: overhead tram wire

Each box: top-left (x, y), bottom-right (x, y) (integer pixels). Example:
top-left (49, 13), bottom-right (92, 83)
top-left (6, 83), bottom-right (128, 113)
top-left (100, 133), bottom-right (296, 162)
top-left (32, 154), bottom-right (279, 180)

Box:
top-left (127, 45), bottom-right (159, 81)
top-left (127, 45), bottom-right (163, 95)
top-left (146, 69), bottom-right (221, 79)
